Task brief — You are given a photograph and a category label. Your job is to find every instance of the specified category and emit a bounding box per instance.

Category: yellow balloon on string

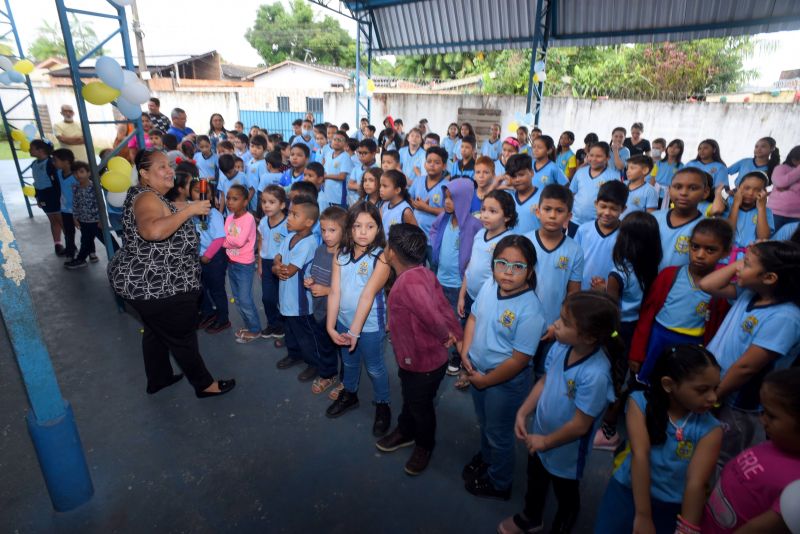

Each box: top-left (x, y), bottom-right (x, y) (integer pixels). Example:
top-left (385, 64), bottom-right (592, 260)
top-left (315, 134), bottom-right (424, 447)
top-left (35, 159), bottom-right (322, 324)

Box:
top-left (19, 139), bottom-right (30, 152)
top-left (82, 81), bottom-right (121, 105)
top-left (107, 156), bottom-right (132, 175)
top-left (13, 59), bottom-right (34, 75)
top-left (22, 185), bottom-right (35, 197)
top-left (10, 129), bottom-right (25, 142)
top-left (508, 121), bottom-right (519, 133)
top-left (100, 171), bottom-right (130, 193)
top-left (366, 79), bottom-right (376, 92)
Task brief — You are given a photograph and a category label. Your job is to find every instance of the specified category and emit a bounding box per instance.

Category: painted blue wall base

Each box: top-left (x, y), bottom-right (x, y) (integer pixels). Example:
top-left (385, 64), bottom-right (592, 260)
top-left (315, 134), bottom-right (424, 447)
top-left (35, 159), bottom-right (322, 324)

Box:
top-left (26, 401), bottom-right (94, 512)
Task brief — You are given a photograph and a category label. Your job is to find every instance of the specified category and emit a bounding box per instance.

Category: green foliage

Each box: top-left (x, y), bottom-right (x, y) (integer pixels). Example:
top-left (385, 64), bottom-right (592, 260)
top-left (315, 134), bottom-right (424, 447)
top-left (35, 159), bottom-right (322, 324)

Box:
top-left (246, 0), bottom-right (356, 68)
top-left (28, 16), bottom-right (105, 62)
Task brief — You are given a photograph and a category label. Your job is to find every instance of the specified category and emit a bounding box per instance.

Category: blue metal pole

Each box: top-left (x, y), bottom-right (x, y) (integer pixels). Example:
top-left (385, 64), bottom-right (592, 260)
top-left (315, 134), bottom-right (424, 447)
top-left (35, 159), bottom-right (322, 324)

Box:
top-left (0, 188), bottom-right (93, 511)
top-left (525, 0), bottom-right (545, 114)
top-left (114, 1), bottom-right (145, 149)
top-left (354, 17), bottom-right (362, 129)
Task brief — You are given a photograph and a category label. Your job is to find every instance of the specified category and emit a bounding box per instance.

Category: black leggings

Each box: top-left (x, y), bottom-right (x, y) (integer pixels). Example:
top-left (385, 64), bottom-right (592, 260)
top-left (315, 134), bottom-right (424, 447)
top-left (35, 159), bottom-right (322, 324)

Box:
top-left (523, 453), bottom-right (581, 533)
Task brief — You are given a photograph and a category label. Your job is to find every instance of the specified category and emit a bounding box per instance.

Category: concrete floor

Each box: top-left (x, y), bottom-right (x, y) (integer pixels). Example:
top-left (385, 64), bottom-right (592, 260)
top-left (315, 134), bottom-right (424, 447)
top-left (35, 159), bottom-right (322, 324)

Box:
top-left (0, 165), bottom-right (612, 533)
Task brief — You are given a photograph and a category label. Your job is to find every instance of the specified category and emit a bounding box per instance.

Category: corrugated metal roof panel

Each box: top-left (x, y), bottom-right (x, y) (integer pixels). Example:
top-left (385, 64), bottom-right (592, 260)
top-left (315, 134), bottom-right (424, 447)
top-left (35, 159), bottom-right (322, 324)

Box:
top-left (345, 0), bottom-right (800, 55)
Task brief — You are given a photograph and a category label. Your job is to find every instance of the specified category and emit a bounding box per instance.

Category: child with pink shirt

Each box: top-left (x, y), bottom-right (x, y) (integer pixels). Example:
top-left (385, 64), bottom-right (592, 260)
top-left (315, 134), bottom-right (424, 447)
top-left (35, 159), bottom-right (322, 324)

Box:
top-left (224, 184), bottom-right (261, 343)
top-left (702, 367), bottom-right (800, 533)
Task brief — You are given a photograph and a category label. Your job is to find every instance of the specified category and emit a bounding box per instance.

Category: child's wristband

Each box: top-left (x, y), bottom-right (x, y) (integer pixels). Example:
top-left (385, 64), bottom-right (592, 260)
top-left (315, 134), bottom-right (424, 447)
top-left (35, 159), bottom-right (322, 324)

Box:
top-left (347, 329), bottom-right (360, 339)
top-left (674, 515), bottom-right (701, 534)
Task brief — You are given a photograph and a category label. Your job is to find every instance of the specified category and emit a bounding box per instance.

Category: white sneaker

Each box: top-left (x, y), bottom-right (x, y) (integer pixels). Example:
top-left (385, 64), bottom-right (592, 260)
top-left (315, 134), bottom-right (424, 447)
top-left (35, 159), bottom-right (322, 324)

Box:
top-left (89, 253), bottom-right (99, 263)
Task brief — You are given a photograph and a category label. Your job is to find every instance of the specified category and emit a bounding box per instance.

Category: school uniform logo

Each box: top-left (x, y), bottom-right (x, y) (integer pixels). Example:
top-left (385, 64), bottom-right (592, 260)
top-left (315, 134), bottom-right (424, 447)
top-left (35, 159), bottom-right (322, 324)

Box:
top-left (675, 235), bottom-right (690, 254)
top-left (752, 214), bottom-right (758, 224)
top-left (357, 260), bottom-right (369, 276)
top-left (273, 232), bottom-right (284, 243)
top-left (432, 193), bottom-right (441, 204)
top-left (741, 315), bottom-right (758, 334)
top-left (499, 309), bottom-right (516, 329)
top-left (530, 204), bottom-right (538, 214)
top-left (556, 256), bottom-right (569, 270)
top-left (566, 379), bottom-right (577, 400)
top-left (710, 167), bottom-right (718, 174)
top-left (676, 440), bottom-right (694, 460)
top-left (633, 197), bottom-right (641, 207)
top-left (695, 301), bottom-right (708, 317)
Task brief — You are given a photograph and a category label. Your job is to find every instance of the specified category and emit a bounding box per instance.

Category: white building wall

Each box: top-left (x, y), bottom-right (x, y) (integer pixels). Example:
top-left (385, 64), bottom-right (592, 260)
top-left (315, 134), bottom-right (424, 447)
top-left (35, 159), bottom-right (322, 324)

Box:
top-left (252, 65), bottom-right (347, 91)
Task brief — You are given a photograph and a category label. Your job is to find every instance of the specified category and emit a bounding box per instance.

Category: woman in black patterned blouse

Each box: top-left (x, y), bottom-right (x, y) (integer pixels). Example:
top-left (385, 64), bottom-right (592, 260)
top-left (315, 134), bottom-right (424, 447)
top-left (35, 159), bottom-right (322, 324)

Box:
top-left (108, 150), bottom-right (235, 398)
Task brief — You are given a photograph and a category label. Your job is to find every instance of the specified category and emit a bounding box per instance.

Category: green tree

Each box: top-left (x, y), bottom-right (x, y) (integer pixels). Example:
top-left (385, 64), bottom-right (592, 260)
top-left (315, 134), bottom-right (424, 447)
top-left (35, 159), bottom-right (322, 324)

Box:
top-left (28, 16), bottom-right (105, 62)
top-left (246, 0), bottom-right (356, 67)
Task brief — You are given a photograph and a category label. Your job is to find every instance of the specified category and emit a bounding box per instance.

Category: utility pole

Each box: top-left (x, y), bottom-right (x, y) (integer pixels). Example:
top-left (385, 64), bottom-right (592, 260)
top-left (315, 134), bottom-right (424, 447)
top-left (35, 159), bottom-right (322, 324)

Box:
top-left (130, 0), bottom-right (148, 75)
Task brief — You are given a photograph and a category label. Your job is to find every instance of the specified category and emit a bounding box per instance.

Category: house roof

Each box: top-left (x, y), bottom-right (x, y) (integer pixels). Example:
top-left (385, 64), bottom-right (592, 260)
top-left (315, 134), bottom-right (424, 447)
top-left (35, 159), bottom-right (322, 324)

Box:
top-left (47, 51), bottom-right (220, 77)
top-left (246, 60), bottom-right (352, 80)
top-left (221, 64), bottom-right (260, 79)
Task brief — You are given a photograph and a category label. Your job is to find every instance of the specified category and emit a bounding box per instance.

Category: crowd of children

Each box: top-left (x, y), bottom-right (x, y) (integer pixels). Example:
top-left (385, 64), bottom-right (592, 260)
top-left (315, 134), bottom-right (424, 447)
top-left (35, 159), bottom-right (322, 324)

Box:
top-left (31, 114), bottom-right (800, 533)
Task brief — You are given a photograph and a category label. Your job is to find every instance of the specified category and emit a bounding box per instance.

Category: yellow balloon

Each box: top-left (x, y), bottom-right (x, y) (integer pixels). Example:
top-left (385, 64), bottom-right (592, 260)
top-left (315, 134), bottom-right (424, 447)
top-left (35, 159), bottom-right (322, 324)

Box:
top-left (19, 139), bottom-right (30, 151)
top-left (10, 129), bottom-right (25, 142)
top-left (366, 79), bottom-right (376, 92)
top-left (13, 59), bottom-right (34, 75)
top-left (81, 81), bottom-right (121, 105)
top-left (101, 170), bottom-right (130, 193)
top-left (508, 121), bottom-right (519, 133)
top-left (533, 73), bottom-right (540, 84)
top-left (22, 184), bottom-right (35, 197)
top-left (107, 156), bottom-right (132, 175)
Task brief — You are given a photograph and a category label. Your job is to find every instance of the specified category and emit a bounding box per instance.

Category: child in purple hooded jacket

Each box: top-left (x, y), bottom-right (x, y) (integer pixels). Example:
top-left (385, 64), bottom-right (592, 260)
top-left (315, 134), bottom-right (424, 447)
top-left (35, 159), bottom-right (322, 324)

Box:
top-left (430, 178), bottom-right (483, 375)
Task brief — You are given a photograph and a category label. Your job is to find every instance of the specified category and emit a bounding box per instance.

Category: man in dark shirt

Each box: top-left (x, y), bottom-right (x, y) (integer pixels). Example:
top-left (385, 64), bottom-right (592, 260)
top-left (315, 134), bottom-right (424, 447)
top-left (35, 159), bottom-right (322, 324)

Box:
top-left (147, 97), bottom-right (170, 133)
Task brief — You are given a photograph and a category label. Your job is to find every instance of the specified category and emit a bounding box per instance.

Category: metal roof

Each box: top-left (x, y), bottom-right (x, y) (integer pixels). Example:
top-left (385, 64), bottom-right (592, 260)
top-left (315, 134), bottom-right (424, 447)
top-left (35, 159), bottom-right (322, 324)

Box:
top-left (343, 0), bottom-right (800, 55)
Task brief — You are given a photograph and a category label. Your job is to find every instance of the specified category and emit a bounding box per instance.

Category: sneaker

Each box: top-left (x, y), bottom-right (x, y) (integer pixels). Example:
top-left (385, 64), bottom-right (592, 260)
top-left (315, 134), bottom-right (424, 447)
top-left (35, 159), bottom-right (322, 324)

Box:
top-left (276, 355), bottom-right (303, 370)
top-left (404, 446), bottom-right (432, 476)
top-left (198, 315), bottom-right (217, 330)
top-left (592, 428), bottom-right (621, 451)
top-left (497, 514), bottom-right (544, 534)
top-left (205, 321), bottom-right (231, 334)
top-left (372, 403), bottom-right (391, 437)
top-left (325, 389), bottom-right (359, 418)
top-left (376, 428), bottom-right (414, 453)
top-left (260, 325), bottom-right (286, 339)
top-left (55, 244), bottom-right (66, 256)
top-left (461, 452), bottom-right (489, 482)
top-left (64, 259), bottom-right (88, 270)
top-left (446, 355), bottom-right (461, 376)
top-left (297, 365), bottom-right (318, 382)
top-left (89, 253), bottom-right (99, 263)
top-left (465, 474), bottom-right (511, 501)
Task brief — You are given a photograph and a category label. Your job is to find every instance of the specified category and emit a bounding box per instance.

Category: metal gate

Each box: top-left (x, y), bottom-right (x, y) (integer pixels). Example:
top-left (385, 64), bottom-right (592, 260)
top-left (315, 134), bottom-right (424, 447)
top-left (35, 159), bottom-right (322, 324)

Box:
top-left (239, 110), bottom-right (322, 141)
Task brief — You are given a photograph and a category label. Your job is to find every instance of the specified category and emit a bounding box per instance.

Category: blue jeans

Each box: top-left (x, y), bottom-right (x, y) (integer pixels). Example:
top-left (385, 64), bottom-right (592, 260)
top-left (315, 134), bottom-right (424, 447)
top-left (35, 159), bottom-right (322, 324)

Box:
top-left (338, 322), bottom-right (389, 403)
top-left (470, 367), bottom-right (531, 490)
top-left (200, 247), bottom-right (229, 323)
top-left (595, 478), bottom-right (681, 534)
top-left (227, 261), bottom-right (261, 333)
top-left (260, 258), bottom-right (283, 329)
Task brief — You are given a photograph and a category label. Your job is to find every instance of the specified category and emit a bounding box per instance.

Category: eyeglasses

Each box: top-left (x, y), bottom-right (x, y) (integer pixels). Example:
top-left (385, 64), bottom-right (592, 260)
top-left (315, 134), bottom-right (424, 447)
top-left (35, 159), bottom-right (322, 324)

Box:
top-left (493, 259), bottom-right (528, 274)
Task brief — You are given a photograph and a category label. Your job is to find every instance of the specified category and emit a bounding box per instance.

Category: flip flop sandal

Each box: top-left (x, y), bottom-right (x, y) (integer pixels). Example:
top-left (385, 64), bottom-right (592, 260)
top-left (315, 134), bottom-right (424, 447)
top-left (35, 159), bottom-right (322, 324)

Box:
top-left (312, 376), bottom-right (338, 394)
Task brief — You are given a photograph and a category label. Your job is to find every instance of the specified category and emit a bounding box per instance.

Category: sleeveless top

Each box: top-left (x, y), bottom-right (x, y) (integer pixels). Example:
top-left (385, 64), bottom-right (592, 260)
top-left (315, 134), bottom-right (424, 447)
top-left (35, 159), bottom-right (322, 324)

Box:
top-left (107, 186), bottom-right (200, 300)
top-left (337, 247), bottom-right (386, 333)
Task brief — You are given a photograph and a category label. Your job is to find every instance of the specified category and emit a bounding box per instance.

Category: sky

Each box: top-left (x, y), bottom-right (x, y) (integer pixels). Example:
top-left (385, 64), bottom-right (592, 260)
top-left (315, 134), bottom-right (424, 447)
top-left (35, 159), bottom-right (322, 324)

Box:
top-left (9, 0), bottom-right (800, 88)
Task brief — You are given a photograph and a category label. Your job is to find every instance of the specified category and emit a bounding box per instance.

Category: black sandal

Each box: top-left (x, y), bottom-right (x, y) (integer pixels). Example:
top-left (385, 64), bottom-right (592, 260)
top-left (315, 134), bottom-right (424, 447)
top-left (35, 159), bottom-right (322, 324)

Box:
top-left (196, 379), bottom-right (236, 398)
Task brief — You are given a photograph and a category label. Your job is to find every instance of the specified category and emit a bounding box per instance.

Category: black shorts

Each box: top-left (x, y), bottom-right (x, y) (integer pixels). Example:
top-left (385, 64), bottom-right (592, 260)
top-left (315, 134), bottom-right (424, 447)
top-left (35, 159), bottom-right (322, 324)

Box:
top-left (35, 187), bottom-right (61, 214)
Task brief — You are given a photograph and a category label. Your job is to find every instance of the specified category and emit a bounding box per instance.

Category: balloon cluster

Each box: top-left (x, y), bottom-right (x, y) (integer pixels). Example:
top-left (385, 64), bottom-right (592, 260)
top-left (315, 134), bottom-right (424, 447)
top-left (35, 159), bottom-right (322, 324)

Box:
top-left (8, 123), bottom-right (37, 152)
top-left (82, 55), bottom-right (150, 120)
top-left (100, 156), bottom-right (134, 204)
top-left (508, 111), bottom-right (537, 134)
top-left (532, 60), bottom-right (547, 84)
top-left (358, 77), bottom-right (375, 97)
top-left (0, 56), bottom-right (34, 85)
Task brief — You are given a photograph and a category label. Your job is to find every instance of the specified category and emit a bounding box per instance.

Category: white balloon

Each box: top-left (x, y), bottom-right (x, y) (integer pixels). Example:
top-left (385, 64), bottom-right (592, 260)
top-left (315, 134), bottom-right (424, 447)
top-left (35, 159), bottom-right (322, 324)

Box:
top-left (110, 0), bottom-right (133, 6)
top-left (121, 69), bottom-right (139, 86)
top-left (115, 96), bottom-right (142, 120)
top-left (781, 480), bottom-right (800, 534)
top-left (106, 191), bottom-right (127, 208)
top-left (23, 123), bottom-right (37, 140)
top-left (130, 165), bottom-right (139, 186)
top-left (0, 56), bottom-right (12, 71)
top-left (96, 56), bottom-right (124, 90)
top-left (120, 80), bottom-right (150, 105)
top-left (0, 72), bottom-right (10, 85)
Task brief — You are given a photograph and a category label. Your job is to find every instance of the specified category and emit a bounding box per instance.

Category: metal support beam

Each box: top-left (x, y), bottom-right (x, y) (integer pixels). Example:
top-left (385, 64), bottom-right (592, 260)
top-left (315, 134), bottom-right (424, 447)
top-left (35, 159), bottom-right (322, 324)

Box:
top-left (354, 12), bottom-right (373, 127)
top-left (0, 0), bottom-right (46, 218)
top-left (525, 0), bottom-right (552, 126)
top-left (54, 0), bottom-right (144, 262)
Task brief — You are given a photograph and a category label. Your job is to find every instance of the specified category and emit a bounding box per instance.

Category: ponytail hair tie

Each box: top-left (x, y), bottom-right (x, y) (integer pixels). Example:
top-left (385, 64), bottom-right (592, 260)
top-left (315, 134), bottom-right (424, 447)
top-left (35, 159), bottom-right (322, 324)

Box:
top-left (610, 330), bottom-right (619, 338)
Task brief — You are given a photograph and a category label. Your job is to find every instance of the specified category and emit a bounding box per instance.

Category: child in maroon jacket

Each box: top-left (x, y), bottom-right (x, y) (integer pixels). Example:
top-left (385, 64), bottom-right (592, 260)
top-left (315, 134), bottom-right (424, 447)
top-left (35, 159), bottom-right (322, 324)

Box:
top-left (377, 223), bottom-right (463, 476)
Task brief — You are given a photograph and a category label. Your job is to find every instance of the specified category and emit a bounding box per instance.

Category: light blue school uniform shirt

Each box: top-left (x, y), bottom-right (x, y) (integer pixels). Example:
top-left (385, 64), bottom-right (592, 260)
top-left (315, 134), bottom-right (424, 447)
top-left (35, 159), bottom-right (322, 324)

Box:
top-left (622, 182), bottom-right (658, 218)
top-left (609, 262), bottom-right (644, 323)
top-left (58, 171), bottom-right (78, 213)
top-left (443, 137), bottom-right (461, 162)
top-left (349, 161), bottom-right (379, 206)
top-left (481, 139), bottom-right (502, 160)
top-left (533, 160), bottom-right (568, 189)
top-left (556, 150), bottom-right (574, 175)
top-left (194, 152), bottom-right (218, 180)
top-left (465, 229), bottom-right (512, 300)
top-left (494, 159), bottom-right (506, 177)
top-left (519, 143), bottom-right (532, 156)
top-left (258, 171), bottom-right (283, 193)
top-left (350, 153), bottom-right (360, 168)
top-left (569, 165), bottom-right (621, 225)
top-left (527, 230), bottom-right (585, 326)
top-left (708, 288), bottom-right (800, 411)
top-left (400, 146), bottom-right (426, 181)
top-left (277, 232), bottom-right (317, 317)
top-left (322, 150), bottom-right (354, 207)
top-left (408, 175), bottom-right (448, 240)
top-left (279, 168), bottom-right (304, 188)
top-left (291, 135), bottom-right (319, 153)
top-left (218, 171), bottom-right (246, 216)
top-left (653, 160), bottom-right (683, 198)
top-left (246, 158), bottom-right (267, 211)
top-left (436, 221), bottom-right (461, 288)
top-left (655, 265), bottom-right (711, 336)
top-left (721, 197), bottom-right (774, 248)
top-left (257, 215), bottom-right (288, 260)
top-left (653, 209), bottom-right (704, 270)
top-left (337, 248), bottom-right (386, 333)
top-left (236, 149), bottom-right (251, 164)
top-left (575, 221), bottom-right (619, 290)
top-left (728, 157), bottom-right (768, 187)
top-left (194, 209), bottom-right (225, 257)
top-left (381, 199), bottom-right (413, 240)
top-left (320, 143), bottom-right (334, 164)
top-left (310, 148), bottom-right (324, 164)
top-left (609, 146), bottom-right (630, 179)
top-left (613, 391), bottom-right (720, 502)
top-left (449, 159), bottom-right (475, 180)
top-left (31, 158), bottom-right (53, 189)
top-left (533, 342), bottom-right (614, 479)
top-left (468, 279), bottom-right (546, 373)
top-left (685, 159), bottom-right (729, 188)
top-left (775, 221), bottom-right (800, 241)
top-left (512, 189), bottom-right (543, 234)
